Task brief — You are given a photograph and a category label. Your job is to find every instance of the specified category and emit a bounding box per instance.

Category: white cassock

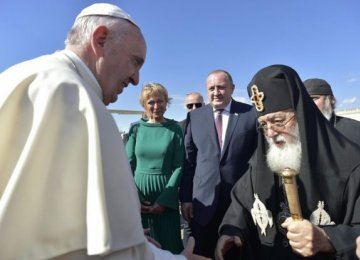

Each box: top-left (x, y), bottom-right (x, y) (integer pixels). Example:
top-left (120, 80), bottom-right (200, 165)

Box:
top-left (0, 50), bottom-right (185, 260)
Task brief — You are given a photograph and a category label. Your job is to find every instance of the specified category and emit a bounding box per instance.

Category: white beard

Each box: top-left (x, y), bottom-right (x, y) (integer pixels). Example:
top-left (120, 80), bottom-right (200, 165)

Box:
top-left (266, 124), bottom-right (302, 174)
top-left (320, 97), bottom-right (333, 121)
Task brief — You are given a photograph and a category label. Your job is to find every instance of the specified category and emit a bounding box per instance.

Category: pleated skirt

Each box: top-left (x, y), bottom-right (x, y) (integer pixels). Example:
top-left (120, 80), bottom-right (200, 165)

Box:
top-left (134, 172), bottom-right (183, 254)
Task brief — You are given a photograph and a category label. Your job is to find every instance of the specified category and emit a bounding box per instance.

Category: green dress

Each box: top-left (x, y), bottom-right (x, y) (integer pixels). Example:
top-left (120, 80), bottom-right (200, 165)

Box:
top-left (126, 118), bottom-right (184, 254)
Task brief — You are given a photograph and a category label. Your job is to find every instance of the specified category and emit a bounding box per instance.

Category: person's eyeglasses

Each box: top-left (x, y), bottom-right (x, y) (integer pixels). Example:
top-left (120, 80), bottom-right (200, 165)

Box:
top-left (258, 115), bottom-right (295, 134)
top-left (186, 103), bottom-right (202, 109)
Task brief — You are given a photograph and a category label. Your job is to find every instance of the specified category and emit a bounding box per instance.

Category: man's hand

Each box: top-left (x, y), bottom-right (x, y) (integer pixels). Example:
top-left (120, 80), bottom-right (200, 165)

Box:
top-left (182, 237), bottom-right (211, 260)
top-left (281, 217), bottom-right (335, 257)
top-left (215, 234), bottom-right (243, 260)
top-left (356, 236), bottom-right (360, 258)
top-left (181, 202), bottom-right (193, 223)
top-left (144, 228), bottom-right (161, 248)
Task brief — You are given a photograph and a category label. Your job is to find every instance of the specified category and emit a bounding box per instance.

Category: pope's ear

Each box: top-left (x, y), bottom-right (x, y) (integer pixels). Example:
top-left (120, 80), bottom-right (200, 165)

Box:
top-left (91, 26), bottom-right (109, 56)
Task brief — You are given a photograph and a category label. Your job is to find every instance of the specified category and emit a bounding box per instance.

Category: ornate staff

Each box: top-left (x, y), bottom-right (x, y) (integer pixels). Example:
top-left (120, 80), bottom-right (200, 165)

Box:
top-left (279, 168), bottom-right (303, 220)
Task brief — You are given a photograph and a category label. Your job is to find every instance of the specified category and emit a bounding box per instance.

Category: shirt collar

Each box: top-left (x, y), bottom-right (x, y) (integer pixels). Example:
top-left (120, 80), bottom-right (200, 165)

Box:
top-left (213, 99), bottom-right (232, 113)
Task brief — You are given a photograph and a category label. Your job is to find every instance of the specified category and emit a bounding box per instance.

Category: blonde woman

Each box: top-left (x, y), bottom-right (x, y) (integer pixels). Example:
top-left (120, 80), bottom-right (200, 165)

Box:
top-left (126, 83), bottom-right (184, 253)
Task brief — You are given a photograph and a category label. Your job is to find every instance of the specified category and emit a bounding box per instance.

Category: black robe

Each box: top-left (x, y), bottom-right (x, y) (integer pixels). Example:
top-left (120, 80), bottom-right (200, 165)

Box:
top-left (219, 65), bottom-right (360, 260)
top-left (331, 113), bottom-right (360, 147)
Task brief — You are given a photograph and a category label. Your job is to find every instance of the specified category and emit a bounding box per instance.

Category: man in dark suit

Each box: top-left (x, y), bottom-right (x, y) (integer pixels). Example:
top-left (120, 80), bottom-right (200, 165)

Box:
top-left (179, 70), bottom-right (258, 258)
top-left (178, 92), bottom-right (205, 247)
top-left (179, 92), bottom-right (205, 133)
top-left (304, 78), bottom-right (360, 146)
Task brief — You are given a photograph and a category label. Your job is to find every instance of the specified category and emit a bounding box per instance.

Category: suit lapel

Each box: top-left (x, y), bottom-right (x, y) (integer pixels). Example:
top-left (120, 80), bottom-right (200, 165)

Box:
top-left (221, 101), bottom-right (240, 158)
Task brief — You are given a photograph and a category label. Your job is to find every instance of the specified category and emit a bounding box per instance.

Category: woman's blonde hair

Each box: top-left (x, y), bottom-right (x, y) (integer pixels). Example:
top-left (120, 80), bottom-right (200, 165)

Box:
top-left (140, 83), bottom-right (172, 107)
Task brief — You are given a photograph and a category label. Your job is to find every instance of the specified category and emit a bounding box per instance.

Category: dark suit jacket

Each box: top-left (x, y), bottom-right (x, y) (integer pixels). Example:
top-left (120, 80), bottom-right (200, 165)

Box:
top-left (178, 118), bottom-right (187, 134)
top-left (179, 100), bottom-right (257, 226)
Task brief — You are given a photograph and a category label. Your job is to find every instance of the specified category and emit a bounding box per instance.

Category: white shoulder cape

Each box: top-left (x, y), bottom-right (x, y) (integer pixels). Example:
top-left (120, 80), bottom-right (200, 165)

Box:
top-left (0, 50), bottom-right (146, 259)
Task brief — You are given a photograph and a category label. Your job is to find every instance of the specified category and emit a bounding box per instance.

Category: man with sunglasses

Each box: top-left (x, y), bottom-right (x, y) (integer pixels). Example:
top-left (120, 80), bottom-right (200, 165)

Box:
top-left (180, 70), bottom-right (258, 258)
top-left (185, 93), bottom-right (205, 110)
top-left (179, 92), bottom-right (205, 133)
top-left (215, 65), bottom-right (360, 259)
top-left (179, 92), bottom-right (205, 245)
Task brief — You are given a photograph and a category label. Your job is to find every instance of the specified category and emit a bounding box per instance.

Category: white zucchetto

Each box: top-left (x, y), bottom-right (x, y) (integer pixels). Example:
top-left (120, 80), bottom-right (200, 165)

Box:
top-left (76, 3), bottom-right (137, 27)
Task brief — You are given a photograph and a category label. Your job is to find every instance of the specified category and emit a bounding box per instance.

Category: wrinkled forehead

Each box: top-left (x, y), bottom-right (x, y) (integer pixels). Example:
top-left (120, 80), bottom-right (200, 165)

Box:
top-left (206, 72), bottom-right (230, 86)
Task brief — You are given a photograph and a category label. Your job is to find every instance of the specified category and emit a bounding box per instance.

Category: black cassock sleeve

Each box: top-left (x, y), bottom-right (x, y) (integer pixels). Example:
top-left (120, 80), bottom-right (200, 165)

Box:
top-left (322, 167), bottom-right (360, 259)
top-left (218, 169), bottom-right (263, 259)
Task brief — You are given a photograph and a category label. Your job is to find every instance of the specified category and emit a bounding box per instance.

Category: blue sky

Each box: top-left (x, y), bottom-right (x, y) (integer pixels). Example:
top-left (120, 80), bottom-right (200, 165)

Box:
top-left (1, 0), bottom-right (360, 131)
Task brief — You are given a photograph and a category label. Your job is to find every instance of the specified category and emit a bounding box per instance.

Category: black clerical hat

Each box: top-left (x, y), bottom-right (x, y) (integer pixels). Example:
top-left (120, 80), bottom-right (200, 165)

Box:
top-left (247, 65), bottom-right (295, 117)
top-left (303, 78), bottom-right (333, 96)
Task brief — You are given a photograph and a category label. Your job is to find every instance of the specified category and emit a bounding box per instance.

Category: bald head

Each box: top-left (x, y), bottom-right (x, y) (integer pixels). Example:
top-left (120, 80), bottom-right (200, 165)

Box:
top-left (185, 92), bottom-right (204, 111)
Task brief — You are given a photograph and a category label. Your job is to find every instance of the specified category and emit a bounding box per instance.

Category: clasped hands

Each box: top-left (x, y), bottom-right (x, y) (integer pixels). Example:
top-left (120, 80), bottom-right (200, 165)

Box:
top-left (215, 217), bottom-right (334, 259)
top-left (141, 201), bottom-right (165, 214)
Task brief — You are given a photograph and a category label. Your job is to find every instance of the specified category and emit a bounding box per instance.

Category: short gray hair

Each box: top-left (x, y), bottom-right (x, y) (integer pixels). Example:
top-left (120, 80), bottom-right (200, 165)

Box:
top-left (208, 70), bottom-right (234, 84)
top-left (65, 16), bottom-right (127, 47)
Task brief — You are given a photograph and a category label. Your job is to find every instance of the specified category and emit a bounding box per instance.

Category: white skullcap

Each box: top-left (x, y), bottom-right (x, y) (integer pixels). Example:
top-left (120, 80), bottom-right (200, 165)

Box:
top-left (76, 3), bottom-right (137, 27)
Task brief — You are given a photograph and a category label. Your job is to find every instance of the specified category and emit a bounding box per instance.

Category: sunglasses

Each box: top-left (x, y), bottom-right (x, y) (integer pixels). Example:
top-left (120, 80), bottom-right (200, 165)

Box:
top-left (186, 103), bottom-right (203, 109)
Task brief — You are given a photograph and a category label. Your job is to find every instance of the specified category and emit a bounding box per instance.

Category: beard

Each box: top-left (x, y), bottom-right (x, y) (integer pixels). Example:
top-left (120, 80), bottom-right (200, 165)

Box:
top-left (266, 124), bottom-right (302, 174)
top-left (320, 97), bottom-right (333, 121)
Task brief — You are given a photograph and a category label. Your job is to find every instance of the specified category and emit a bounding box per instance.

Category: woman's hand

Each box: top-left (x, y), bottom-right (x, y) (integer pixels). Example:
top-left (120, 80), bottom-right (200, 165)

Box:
top-left (140, 201), bottom-right (152, 213)
top-left (141, 202), bottom-right (166, 214)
